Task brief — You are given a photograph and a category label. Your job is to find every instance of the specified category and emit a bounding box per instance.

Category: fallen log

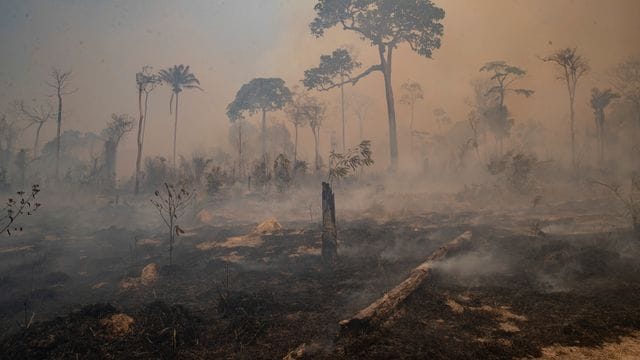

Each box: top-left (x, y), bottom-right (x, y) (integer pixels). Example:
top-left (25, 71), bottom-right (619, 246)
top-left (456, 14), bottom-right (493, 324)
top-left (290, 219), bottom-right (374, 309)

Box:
top-left (339, 230), bottom-right (472, 332)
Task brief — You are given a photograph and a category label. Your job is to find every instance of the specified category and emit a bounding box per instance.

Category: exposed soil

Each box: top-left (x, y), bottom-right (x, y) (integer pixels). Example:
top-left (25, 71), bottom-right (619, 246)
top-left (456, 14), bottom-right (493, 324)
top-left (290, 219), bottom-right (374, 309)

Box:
top-left (1, 195), bottom-right (639, 359)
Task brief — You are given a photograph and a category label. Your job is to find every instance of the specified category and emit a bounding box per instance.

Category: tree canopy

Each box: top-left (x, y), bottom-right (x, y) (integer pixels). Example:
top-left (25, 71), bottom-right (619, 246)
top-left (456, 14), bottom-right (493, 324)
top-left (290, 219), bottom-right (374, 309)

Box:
top-left (303, 48), bottom-right (361, 91)
top-left (227, 78), bottom-right (293, 121)
top-left (480, 61), bottom-right (534, 102)
top-left (310, 0), bottom-right (445, 58)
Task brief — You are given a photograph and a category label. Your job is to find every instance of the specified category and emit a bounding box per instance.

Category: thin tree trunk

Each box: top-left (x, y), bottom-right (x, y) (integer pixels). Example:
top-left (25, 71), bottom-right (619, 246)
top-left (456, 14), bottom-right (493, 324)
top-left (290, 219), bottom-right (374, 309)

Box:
top-left (261, 109), bottom-right (267, 162)
top-left (379, 45), bottom-right (398, 171)
top-left (238, 120), bottom-right (243, 178)
top-left (135, 87), bottom-right (144, 194)
top-left (173, 92), bottom-right (179, 171)
top-left (55, 90), bottom-right (62, 181)
top-left (34, 123), bottom-right (43, 159)
top-left (570, 94), bottom-right (576, 171)
top-left (359, 113), bottom-right (364, 143)
top-left (312, 127), bottom-right (320, 172)
top-left (321, 181), bottom-right (337, 265)
top-left (341, 81), bottom-right (346, 152)
top-left (293, 123), bottom-right (298, 164)
top-left (410, 101), bottom-right (414, 158)
top-left (169, 215), bottom-right (174, 266)
top-left (261, 109), bottom-right (267, 175)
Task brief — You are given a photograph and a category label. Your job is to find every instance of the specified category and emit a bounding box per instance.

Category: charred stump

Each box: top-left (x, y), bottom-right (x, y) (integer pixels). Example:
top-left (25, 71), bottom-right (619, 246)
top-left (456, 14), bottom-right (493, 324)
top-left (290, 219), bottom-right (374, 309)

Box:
top-left (321, 182), bottom-right (337, 265)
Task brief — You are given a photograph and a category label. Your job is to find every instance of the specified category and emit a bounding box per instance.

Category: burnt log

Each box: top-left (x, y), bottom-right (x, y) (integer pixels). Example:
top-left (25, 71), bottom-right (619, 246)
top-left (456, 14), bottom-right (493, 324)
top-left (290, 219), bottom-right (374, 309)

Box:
top-left (339, 230), bottom-right (472, 332)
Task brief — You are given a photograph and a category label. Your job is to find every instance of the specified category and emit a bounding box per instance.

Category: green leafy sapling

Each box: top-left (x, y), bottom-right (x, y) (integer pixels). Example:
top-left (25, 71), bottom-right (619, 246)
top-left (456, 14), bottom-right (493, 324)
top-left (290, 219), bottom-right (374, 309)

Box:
top-left (327, 140), bottom-right (374, 185)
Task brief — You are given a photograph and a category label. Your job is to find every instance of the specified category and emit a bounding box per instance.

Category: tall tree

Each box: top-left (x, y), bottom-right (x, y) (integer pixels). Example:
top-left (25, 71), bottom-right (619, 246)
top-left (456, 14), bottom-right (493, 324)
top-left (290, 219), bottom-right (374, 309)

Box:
top-left (479, 61), bottom-right (534, 154)
top-left (14, 100), bottom-right (53, 158)
top-left (101, 113), bottom-right (134, 190)
top-left (287, 92), bottom-right (326, 172)
top-left (399, 81), bottom-right (424, 155)
top-left (310, 0), bottom-right (445, 170)
top-left (610, 56), bottom-right (640, 142)
top-left (303, 48), bottom-right (360, 152)
top-left (135, 66), bottom-right (160, 194)
top-left (285, 91), bottom-right (311, 165)
top-left (158, 65), bottom-right (202, 171)
top-left (542, 48), bottom-right (589, 171)
top-left (227, 78), bottom-right (292, 168)
top-left (346, 92), bottom-right (374, 143)
top-left (46, 68), bottom-right (77, 181)
top-left (590, 88), bottom-right (619, 164)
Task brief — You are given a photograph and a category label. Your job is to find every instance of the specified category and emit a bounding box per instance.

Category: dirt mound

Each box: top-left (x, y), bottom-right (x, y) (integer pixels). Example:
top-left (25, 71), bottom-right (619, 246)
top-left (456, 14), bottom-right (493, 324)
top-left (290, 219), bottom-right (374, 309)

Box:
top-left (253, 218), bottom-right (283, 235)
top-left (197, 218), bottom-right (283, 251)
top-left (140, 263), bottom-right (159, 285)
top-left (0, 301), bottom-right (203, 359)
top-left (99, 313), bottom-right (135, 337)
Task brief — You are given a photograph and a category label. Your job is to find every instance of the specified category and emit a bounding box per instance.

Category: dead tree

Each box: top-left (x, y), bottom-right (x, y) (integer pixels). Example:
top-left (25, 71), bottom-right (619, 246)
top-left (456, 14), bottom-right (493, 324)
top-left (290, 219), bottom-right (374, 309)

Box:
top-left (46, 68), bottom-right (77, 181)
top-left (135, 66), bottom-right (160, 194)
top-left (1, 184), bottom-right (41, 236)
top-left (591, 175), bottom-right (640, 240)
top-left (541, 48), bottom-right (589, 171)
top-left (322, 140), bottom-right (373, 265)
top-left (14, 100), bottom-right (53, 158)
top-left (150, 183), bottom-right (194, 266)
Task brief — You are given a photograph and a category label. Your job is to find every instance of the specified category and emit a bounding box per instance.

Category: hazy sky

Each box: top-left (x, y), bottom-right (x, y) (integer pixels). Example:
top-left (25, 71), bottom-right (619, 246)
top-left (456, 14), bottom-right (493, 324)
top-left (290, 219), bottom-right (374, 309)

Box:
top-left (1, 0), bottom-right (639, 173)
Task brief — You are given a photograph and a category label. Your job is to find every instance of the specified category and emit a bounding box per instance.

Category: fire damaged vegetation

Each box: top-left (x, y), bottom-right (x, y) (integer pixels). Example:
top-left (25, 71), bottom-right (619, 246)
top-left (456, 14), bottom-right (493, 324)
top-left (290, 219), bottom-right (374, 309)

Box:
top-left (1, 208), bottom-right (639, 359)
top-left (1, 1), bottom-right (640, 359)
top-left (1, 184), bottom-right (41, 236)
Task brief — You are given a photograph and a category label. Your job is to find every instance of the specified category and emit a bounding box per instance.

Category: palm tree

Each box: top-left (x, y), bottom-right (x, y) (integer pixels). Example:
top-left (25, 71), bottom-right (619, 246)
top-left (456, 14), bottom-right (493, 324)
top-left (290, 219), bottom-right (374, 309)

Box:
top-left (590, 88), bottom-right (619, 164)
top-left (158, 65), bottom-right (202, 170)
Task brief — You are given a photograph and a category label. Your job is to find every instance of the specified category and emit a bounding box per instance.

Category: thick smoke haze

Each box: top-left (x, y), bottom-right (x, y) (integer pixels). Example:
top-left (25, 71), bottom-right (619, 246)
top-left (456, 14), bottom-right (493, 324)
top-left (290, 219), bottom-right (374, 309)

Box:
top-left (1, 0), bottom-right (639, 175)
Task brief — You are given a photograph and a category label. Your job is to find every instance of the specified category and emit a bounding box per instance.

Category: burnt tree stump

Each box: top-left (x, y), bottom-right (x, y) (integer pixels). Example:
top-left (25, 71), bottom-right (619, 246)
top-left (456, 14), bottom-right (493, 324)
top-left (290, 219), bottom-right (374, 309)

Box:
top-left (322, 181), bottom-right (337, 265)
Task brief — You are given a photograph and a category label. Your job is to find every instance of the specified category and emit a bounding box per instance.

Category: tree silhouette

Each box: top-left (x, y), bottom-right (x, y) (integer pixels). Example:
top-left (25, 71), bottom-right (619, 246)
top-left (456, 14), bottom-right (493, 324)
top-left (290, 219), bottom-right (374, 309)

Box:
top-left (285, 91), bottom-right (311, 165)
top-left (158, 65), bottom-right (202, 171)
top-left (227, 78), bottom-right (292, 170)
top-left (101, 114), bottom-right (134, 190)
top-left (480, 61), bottom-right (534, 155)
top-left (14, 100), bottom-right (53, 158)
top-left (46, 68), bottom-right (77, 181)
top-left (542, 48), bottom-right (589, 171)
top-left (310, 0), bottom-right (445, 170)
top-left (135, 66), bottom-right (160, 194)
top-left (590, 88), bottom-right (619, 164)
top-left (610, 56), bottom-right (640, 144)
top-left (399, 81), bottom-right (424, 155)
top-left (304, 48), bottom-right (360, 152)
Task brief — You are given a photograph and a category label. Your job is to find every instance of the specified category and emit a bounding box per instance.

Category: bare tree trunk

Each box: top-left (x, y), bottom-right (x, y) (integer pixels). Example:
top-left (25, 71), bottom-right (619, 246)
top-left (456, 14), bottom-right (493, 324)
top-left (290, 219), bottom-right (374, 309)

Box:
top-left (135, 88), bottom-right (144, 194)
top-left (169, 215), bottom-right (174, 266)
top-left (312, 128), bottom-right (320, 172)
top-left (379, 45), bottom-right (398, 171)
top-left (293, 123), bottom-right (298, 164)
top-left (359, 113), bottom-right (364, 143)
top-left (410, 101), bottom-right (415, 158)
top-left (55, 89), bottom-right (62, 181)
top-left (321, 181), bottom-right (337, 265)
top-left (238, 120), bottom-right (243, 178)
top-left (570, 94), bottom-right (576, 171)
top-left (261, 108), bottom-right (267, 165)
top-left (173, 92), bottom-right (180, 172)
top-left (34, 123), bottom-right (43, 159)
top-left (341, 82), bottom-right (346, 152)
